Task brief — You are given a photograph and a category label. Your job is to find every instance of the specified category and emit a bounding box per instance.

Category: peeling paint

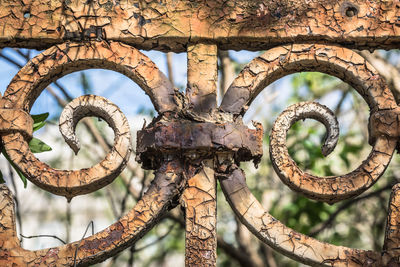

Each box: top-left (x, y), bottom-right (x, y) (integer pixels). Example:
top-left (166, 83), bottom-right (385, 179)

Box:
top-left (0, 1), bottom-right (400, 266)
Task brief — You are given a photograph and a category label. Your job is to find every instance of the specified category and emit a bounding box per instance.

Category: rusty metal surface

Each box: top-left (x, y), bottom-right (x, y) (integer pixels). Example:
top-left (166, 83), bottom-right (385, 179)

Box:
top-left (181, 160), bottom-right (217, 267)
top-left (1, 1), bottom-right (400, 52)
top-left (0, 41), bottom-right (178, 114)
top-left (270, 101), bottom-right (396, 204)
top-left (218, 165), bottom-right (384, 266)
top-left (220, 44), bottom-right (397, 115)
top-left (0, 159), bottom-right (186, 266)
top-left (383, 184), bottom-right (400, 266)
top-left (136, 120), bottom-right (263, 170)
top-left (186, 43), bottom-right (218, 113)
top-left (0, 0), bottom-right (400, 266)
top-left (0, 41), bottom-right (178, 199)
top-left (182, 43), bottom-right (220, 266)
top-left (220, 43), bottom-right (398, 205)
top-left (0, 109), bottom-right (33, 139)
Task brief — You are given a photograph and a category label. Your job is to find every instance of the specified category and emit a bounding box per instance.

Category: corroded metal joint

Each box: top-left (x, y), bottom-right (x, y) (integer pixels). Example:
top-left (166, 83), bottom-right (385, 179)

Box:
top-left (369, 107), bottom-right (400, 147)
top-left (136, 120), bottom-right (263, 170)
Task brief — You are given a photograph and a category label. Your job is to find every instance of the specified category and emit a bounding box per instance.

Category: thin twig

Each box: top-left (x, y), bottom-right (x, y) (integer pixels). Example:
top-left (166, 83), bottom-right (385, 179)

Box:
top-left (66, 202), bottom-right (71, 244)
top-left (13, 48), bottom-right (30, 61)
top-left (53, 81), bottom-right (72, 101)
top-left (20, 234), bottom-right (66, 244)
top-left (106, 187), bottom-right (119, 219)
top-left (218, 50), bottom-right (235, 100)
top-left (127, 245), bottom-right (135, 267)
top-left (46, 86), bottom-right (68, 106)
top-left (120, 175), bottom-right (134, 218)
top-left (133, 224), bottom-right (175, 253)
top-left (166, 52), bottom-right (175, 87)
top-left (73, 221), bottom-right (94, 267)
top-left (334, 87), bottom-right (350, 116)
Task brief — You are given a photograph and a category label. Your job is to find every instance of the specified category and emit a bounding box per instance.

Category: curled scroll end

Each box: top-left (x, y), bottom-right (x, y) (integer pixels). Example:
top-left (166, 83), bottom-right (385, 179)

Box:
top-left (64, 134), bottom-right (80, 155)
top-left (272, 101), bottom-right (339, 158)
top-left (321, 117), bottom-right (339, 157)
top-left (297, 101), bottom-right (339, 157)
top-left (59, 94), bottom-right (130, 157)
top-left (59, 105), bottom-right (81, 155)
top-left (319, 105), bottom-right (339, 157)
top-left (321, 142), bottom-right (335, 157)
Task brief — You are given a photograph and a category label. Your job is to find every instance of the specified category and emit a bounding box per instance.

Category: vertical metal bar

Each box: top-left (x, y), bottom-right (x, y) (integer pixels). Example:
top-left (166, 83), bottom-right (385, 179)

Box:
top-left (0, 185), bottom-right (20, 265)
top-left (184, 42), bottom-right (218, 265)
top-left (181, 159), bottom-right (217, 266)
top-left (186, 43), bottom-right (218, 113)
top-left (383, 183), bottom-right (400, 264)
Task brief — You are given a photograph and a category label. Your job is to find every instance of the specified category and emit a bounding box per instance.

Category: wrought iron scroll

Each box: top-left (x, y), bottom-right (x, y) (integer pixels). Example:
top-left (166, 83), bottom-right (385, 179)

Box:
top-left (1, 1), bottom-right (400, 266)
top-left (219, 44), bottom-right (400, 266)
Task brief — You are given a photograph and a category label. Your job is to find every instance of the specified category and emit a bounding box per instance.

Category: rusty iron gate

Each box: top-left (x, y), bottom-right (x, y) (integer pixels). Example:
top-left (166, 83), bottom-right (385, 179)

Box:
top-left (1, 0), bottom-right (400, 266)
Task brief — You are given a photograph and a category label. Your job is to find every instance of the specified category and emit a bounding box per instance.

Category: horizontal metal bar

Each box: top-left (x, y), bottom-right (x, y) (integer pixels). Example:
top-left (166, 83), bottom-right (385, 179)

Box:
top-left (0, 0), bottom-right (400, 51)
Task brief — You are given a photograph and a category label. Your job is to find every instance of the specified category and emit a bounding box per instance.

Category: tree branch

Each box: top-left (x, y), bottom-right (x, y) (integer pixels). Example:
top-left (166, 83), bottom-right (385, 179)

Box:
top-left (309, 182), bottom-right (395, 237)
top-left (166, 52), bottom-right (175, 87)
top-left (360, 50), bottom-right (400, 103)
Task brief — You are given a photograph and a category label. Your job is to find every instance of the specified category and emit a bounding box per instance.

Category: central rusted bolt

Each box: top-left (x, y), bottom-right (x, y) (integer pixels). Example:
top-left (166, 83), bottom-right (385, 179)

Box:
top-left (136, 119), bottom-right (263, 170)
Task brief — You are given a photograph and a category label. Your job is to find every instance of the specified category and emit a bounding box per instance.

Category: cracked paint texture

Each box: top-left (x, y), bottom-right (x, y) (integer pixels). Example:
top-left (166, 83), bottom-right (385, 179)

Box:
top-left (0, 160), bottom-right (185, 266)
top-left (136, 120), bottom-right (263, 170)
top-left (219, 165), bottom-right (384, 266)
top-left (1, 1), bottom-right (400, 266)
top-left (0, 41), bottom-right (177, 199)
top-left (221, 44), bottom-right (398, 205)
top-left (0, 1), bottom-right (400, 51)
top-left (181, 160), bottom-right (217, 267)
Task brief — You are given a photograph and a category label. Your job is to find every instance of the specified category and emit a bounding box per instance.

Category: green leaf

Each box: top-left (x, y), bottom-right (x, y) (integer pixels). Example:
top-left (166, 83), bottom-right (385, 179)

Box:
top-left (31, 112), bottom-right (49, 124)
top-left (0, 171), bottom-right (4, 184)
top-left (2, 149), bottom-right (27, 188)
top-left (29, 137), bottom-right (52, 153)
top-left (31, 112), bottom-right (49, 132)
top-left (33, 121), bottom-right (46, 132)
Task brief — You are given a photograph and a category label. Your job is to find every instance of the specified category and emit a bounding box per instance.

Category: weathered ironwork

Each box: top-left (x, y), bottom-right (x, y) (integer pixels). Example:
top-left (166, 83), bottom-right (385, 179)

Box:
top-left (136, 120), bottom-right (263, 169)
top-left (0, 0), bottom-right (400, 266)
